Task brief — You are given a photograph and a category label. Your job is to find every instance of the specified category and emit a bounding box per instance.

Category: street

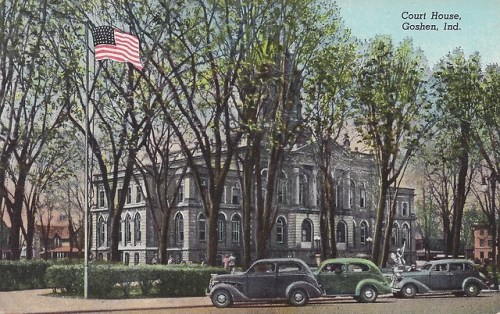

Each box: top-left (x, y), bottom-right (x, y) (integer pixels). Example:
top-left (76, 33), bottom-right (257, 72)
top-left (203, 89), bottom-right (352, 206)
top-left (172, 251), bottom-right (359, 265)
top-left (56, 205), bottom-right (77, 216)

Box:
top-left (127, 293), bottom-right (500, 314)
top-left (1, 289), bottom-right (498, 314)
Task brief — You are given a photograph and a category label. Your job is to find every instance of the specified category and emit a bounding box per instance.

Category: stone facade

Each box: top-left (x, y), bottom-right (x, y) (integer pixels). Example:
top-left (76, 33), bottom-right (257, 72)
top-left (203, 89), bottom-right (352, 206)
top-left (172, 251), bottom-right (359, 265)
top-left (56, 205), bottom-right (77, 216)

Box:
top-left (90, 143), bottom-right (417, 266)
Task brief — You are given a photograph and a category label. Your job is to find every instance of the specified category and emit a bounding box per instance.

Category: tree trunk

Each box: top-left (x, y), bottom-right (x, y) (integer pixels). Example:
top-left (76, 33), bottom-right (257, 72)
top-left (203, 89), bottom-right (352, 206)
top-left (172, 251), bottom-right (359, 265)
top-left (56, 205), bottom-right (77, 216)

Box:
top-left (206, 212), bottom-right (219, 265)
top-left (372, 180), bottom-right (389, 266)
top-left (158, 212), bottom-right (170, 264)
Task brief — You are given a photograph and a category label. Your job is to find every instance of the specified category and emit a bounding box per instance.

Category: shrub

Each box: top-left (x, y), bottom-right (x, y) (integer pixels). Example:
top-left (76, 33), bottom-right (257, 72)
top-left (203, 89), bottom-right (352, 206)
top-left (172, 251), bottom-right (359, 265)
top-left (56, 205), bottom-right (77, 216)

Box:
top-left (0, 260), bottom-right (51, 291)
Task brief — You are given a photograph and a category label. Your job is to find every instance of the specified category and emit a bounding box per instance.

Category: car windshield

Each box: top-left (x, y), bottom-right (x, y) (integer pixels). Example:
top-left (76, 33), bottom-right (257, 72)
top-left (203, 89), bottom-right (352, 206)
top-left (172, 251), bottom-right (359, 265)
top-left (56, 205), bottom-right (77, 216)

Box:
top-left (422, 264), bottom-right (432, 270)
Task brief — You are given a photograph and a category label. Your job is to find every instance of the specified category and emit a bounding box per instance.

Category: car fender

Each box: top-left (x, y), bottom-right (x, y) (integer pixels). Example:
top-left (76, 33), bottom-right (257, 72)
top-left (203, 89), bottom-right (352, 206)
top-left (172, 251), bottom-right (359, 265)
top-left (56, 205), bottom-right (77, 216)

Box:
top-left (210, 283), bottom-right (249, 302)
top-left (395, 278), bottom-right (432, 293)
top-left (355, 278), bottom-right (391, 295)
top-left (285, 281), bottom-right (323, 299)
top-left (462, 277), bottom-right (489, 290)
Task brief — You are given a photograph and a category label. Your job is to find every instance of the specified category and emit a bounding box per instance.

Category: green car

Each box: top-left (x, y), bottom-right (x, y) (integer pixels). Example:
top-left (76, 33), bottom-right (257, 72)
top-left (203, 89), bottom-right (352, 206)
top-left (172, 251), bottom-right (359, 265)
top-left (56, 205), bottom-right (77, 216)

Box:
top-left (315, 258), bottom-right (391, 303)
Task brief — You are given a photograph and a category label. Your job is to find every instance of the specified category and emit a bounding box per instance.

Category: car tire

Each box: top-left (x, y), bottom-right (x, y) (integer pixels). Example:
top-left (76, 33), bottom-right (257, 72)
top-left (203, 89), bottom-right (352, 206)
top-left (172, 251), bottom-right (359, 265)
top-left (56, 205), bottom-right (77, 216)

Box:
top-left (288, 288), bottom-right (308, 306)
top-left (464, 282), bottom-right (480, 297)
top-left (211, 289), bottom-right (233, 308)
top-left (358, 285), bottom-right (378, 303)
top-left (401, 283), bottom-right (417, 298)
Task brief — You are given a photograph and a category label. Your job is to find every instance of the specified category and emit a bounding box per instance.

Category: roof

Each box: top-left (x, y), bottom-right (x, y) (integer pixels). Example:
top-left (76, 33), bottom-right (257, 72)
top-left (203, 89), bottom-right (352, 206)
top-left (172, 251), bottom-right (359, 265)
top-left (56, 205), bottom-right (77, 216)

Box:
top-left (35, 224), bottom-right (71, 239)
top-left (424, 258), bottom-right (474, 265)
top-left (319, 257), bottom-right (379, 267)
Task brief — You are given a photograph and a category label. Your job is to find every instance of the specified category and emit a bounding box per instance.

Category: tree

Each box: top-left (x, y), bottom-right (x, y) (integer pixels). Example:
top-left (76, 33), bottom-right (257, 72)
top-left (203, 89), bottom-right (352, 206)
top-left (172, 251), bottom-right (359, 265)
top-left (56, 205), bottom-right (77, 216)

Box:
top-left (432, 49), bottom-right (483, 257)
top-left (303, 21), bottom-right (358, 259)
top-left (352, 36), bottom-right (433, 266)
top-left (0, 0), bottom-right (69, 259)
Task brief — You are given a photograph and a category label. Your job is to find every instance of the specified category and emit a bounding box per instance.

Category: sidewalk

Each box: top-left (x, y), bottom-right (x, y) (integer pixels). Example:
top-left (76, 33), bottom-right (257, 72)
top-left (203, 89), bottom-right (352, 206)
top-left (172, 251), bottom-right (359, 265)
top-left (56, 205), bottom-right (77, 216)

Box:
top-left (0, 289), bottom-right (211, 314)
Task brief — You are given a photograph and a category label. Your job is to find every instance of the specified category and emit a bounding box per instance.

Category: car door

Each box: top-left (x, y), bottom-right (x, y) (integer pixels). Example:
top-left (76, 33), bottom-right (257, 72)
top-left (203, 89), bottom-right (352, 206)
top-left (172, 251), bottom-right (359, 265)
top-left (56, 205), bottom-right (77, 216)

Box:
top-left (316, 262), bottom-right (348, 295)
top-left (276, 262), bottom-right (305, 297)
top-left (429, 263), bottom-right (450, 290)
top-left (343, 262), bottom-right (371, 294)
top-left (246, 261), bottom-right (277, 299)
top-left (448, 262), bottom-right (467, 290)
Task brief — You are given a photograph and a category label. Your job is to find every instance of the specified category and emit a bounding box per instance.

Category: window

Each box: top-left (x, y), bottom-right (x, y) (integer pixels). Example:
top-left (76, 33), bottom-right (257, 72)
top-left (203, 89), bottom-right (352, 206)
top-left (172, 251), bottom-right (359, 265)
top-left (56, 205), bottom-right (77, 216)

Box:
top-left (134, 213), bottom-right (141, 242)
top-left (276, 217), bottom-right (286, 244)
top-left (98, 186), bottom-right (105, 207)
top-left (126, 186), bottom-right (132, 204)
top-left (198, 213), bottom-right (207, 241)
top-left (278, 262), bottom-right (302, 273)
top-left (402, 202), bottom-right (409, 216)
top-left (299, 175), bottom-right (307, 205)
top-left (134, 253), bottom-right (140, 265)
top-left (337, 221), bottom-right (347, 243)
top-left (301, 219), bottom-right (312, 242)
top-left (119, 220), bottom-right (122, 243)
top-left (98, 216), bottom-right (106, 247)
top-left (278, 179), bottom-right (287, 204)
top-left (124, 253), bottom-right (130, 266)
top-left (336, 181), bottom-right (343, 208)
top-left (178, 181), bottom-right (184, 203)
top-left (231, 215), bottom-right (241, 243)
top-left (359, 184), bottom-right (366, 208)
top-left (402, 224), bottom-right (410, 245)
top-left (391, 223), bottom-right (399, 246)
top-left (480, 239), bottom-right (485, 247)
top-left (348, 263), bottom-right (370, 272)
top-left (480, 252), bottom-right (484, 259)
top-left (348, 180), bottom-right (355, 208)
top-left (360, 221), bottom-right (368, 244)
top-left (125, 214), bottom-right (132, 243)
top-left (136, 185), bottom-right (142, 203)
top-left (175, 213), bottom-right (184, 243)
top-left (218, 213), bottom-right (226, 242)
top-left (232, 186), bottom-right (240, 204)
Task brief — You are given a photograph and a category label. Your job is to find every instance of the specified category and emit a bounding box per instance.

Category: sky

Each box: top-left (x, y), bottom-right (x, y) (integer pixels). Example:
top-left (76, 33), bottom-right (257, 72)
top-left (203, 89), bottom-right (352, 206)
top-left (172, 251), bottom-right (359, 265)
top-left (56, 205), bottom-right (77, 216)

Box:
top-left (336, 0), bottom-right (500, 67)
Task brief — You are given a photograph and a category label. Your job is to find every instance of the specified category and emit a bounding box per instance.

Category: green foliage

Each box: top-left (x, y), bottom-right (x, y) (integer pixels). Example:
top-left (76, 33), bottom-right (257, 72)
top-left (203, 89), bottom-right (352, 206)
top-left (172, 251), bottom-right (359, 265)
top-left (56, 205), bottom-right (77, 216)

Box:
top-left (0, 260), bottom-right (51, 291)
top-left (45, 263), bottom-right (228, 298)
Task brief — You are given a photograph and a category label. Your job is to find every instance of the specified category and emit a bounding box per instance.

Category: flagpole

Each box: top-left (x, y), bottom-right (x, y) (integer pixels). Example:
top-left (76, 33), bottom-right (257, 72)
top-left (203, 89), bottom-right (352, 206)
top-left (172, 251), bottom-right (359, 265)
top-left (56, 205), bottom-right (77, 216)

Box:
top-left (84, 23), bottom-right (90, 300)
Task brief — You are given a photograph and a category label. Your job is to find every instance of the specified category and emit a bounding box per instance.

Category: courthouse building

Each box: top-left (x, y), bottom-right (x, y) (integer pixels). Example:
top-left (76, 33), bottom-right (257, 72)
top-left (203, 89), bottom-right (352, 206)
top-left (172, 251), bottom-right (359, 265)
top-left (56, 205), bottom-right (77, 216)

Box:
top-left (90, 142), bottom-right (417, 266)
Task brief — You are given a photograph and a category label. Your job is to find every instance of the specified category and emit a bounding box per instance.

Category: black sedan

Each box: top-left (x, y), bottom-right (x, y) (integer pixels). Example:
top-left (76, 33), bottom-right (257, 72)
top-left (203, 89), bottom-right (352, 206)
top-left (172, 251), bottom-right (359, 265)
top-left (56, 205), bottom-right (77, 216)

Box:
top-left (207, 258), bottom-right (322, 308)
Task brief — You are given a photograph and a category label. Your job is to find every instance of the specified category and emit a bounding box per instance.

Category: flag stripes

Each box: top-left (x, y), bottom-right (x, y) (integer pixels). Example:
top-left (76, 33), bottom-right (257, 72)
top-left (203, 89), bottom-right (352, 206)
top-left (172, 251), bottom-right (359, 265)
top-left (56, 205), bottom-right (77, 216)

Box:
top-left (91, 26), bottom-right (143, 71)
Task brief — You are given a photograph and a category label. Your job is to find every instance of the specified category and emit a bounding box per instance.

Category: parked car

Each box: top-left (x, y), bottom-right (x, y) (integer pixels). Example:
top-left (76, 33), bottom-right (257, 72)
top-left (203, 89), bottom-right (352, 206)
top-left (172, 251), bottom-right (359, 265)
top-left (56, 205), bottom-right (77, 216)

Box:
top-left (207, 258), bottom-right (322, 308)
top-left (315, 258), bottom-right (391, 303)
top-left (391, 258), bottom-right (489, 298)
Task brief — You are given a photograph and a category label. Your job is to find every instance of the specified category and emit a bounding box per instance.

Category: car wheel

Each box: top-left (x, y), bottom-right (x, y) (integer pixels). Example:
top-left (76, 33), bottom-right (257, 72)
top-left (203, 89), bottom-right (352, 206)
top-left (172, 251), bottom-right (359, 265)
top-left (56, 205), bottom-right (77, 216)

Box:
top-left (358, 285), bottom-right (378, 303)
top-left (288, 288), bottom-right (308, 306)
top-left (401, 283), bottom-right (417, 298)
top-left (211, 289), bottom-right (233, 308)
top-left (464, 283), bottom-right (480, 297)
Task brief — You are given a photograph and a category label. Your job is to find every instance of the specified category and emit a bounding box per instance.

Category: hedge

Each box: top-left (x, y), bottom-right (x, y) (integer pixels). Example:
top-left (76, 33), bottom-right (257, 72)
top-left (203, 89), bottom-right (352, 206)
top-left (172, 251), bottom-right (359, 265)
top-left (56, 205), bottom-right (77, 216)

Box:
top-left (45, 263), bottom-right (229, 298)
top-left (0, 260), bottom-right (51, 291)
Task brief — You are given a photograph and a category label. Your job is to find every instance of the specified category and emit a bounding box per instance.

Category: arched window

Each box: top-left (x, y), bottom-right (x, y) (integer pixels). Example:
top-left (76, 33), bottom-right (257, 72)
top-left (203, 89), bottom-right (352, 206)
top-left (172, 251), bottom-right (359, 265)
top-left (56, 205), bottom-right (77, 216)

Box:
top-left (337, 221), bottom-right (347, 243)
top-left (97, 216), bottom-right (106, 247)
top-left (124, 214), bottom-right (132, 243)
top-left (359, 184), bottom-right (366, 208)
top-left (391, 223), bottom-right (399, 246)
top-left (349, 180), bottom-right (355, 208)
top-left (175, 212), bottom-right (184, 244)
top-left (217, 213), bottom-right (226, 242)
top-left (124, 252), bottom-right (130, 266)
top-left (301, 219), bottom-right (312, 242)
top-left (231, 215), bottom-right (241, 243)
top-left (134, 213), bottom-right (141, 242)
top-left (178, 180), bottom-right (184, 203)
top-left (360, 221), bottom-right (368, 244)
top-left (276, 217), bottom-right (286, 244)
top-left (198, 213), bottom-right (207, 241)
top-left (134, 252), bottom-right (140, 265)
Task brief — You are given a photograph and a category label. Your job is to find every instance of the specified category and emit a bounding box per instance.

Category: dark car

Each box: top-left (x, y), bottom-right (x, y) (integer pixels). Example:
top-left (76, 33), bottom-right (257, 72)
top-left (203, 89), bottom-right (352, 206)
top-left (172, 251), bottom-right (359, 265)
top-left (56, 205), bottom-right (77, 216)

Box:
top-left (391, 258), bottom-right (489, 298)
top-left (315, 258), bottom-right (392, 303)
top-left (207, 258), bottom-right (322, 308)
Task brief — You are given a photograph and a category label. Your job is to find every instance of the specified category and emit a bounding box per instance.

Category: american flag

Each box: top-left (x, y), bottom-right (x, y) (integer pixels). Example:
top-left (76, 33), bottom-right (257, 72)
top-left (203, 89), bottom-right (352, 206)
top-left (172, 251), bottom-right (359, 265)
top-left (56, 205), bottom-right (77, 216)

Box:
top-left (91, 26), bottom-right (143, 71)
